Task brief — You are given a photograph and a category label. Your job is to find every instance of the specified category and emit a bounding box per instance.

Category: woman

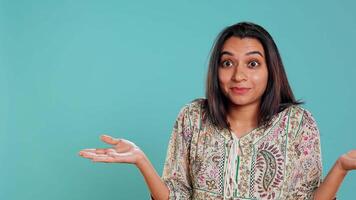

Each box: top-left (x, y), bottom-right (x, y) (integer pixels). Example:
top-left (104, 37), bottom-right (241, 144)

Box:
top-left (79, 22), bottom-right (356, 200)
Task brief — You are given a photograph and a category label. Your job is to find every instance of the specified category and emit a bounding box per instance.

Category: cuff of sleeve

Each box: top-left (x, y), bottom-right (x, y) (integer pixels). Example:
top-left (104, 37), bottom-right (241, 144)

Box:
top-left (163, 179), bottom-right (176, 200)
top-left (149, 180), bottom-right (176, 200)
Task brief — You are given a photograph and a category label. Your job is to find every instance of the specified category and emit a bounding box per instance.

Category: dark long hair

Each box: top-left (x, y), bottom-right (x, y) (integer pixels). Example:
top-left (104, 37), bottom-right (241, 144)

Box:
top-left (204, 22), bottom-right (303, 130)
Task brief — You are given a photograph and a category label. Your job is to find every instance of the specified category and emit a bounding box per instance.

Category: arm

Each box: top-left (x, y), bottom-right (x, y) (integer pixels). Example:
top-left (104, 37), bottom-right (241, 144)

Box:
top-left (157, 105), bottom-right (193, 199)
top-left (281, 109), bottom-right (323, 199)
top-left (79, 135), bottom-right (169, 200)
top-left (314, 150), bottom-right (356, 200)
top-left (136, 152), bottom-right (169, 200)
top-left (79, 104), bottom-right (194, 200)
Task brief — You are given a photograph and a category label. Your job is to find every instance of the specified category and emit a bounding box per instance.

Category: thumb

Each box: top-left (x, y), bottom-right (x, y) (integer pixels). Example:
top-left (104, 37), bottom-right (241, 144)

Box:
top-left (100, 134), bottom-right (120, 145)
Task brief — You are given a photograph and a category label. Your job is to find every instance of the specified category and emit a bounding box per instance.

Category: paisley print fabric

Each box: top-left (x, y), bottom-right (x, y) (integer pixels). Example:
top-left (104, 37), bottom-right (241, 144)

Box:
top-left (155, 98), bottom-right (322, 200)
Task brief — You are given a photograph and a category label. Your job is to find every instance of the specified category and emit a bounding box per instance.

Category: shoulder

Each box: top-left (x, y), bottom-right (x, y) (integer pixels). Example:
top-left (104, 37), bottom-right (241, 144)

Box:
top-left (283, 104), bottom-right (317, 124)
top-left (176, 97), bottom-right (206, 130)
top-left (170, 98), bottom-right (206, 144)
top-left (284, 105), bottom-right (320, 140)
top-left (184, 97), bottom-right (206, 109)
top-left (178, 97), bottom-right (206, 115)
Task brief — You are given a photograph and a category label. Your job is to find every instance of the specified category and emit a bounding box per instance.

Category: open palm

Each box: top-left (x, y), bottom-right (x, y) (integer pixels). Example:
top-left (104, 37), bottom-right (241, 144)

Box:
top-left (79, 135), bottom-right (143, 164)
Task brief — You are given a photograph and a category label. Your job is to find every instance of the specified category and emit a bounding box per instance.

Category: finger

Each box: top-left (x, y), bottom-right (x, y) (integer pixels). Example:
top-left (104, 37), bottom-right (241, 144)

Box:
top-left (79, 151), bottom-right (97, 159)
top-left (102, 148), bottom-right (129, 155)
top-left (344, 157), bottom-right (356, 169)
top-left (106, 149), bottom-right (117, 153)
top-left (80, 148), bottom-right (108, 154)
top-left (101, 135), bottom-right (121, 145)
top-left (346, 150), bottom-right (356, 157)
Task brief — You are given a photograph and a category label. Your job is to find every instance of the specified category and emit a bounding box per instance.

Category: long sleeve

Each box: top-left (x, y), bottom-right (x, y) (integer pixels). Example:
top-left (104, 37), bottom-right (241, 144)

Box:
top-left (161, 105), bottom-right (193, 199)
top-left (284, 109), bottom-right (323, 199)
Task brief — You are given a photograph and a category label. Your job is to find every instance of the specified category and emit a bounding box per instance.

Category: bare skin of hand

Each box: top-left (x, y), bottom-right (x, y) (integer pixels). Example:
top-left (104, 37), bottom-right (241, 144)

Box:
top-left (337, 149), bottom-right (356, 172)
top-left (78, 135), bottom-right (170, 200)
top-left (78, 135), bottom-right (144, 165)
top-left (313, 149), bottom-right (356, 200)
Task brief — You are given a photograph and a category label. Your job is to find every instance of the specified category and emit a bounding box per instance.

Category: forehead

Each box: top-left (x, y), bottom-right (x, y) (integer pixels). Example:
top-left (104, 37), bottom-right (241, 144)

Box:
top-left (221, 37), bottom-right (265, 56)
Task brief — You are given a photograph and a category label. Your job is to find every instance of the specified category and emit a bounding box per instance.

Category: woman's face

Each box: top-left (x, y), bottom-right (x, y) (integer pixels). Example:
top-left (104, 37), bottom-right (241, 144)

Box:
top-left (218, 37), bottom-right (268, 108)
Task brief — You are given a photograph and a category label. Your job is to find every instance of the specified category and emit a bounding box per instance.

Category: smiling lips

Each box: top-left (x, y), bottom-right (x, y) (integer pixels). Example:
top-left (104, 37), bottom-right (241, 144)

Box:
top-left (231, 87), bottom-right (250, 95)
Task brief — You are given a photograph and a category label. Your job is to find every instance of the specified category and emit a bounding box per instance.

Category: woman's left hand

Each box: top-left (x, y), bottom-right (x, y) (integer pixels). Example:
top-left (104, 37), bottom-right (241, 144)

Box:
top-left (337, 150), bottom-right (356, 172)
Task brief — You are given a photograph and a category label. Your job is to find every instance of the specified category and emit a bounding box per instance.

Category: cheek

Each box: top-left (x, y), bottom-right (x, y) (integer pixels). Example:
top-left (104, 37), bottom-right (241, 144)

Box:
top-left (251, 71), bottom-right (268, 92)
top-left (218, 70), bottom-right (230, 86)
top-left (218, 70), bottom-right (231, 96)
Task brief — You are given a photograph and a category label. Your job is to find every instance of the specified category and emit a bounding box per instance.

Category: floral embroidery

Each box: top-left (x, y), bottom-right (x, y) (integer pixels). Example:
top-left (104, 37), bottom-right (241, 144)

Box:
top-left (158, 98), bottom-right (322, 200)
top-left (206, 180), bottom-right (218, 190)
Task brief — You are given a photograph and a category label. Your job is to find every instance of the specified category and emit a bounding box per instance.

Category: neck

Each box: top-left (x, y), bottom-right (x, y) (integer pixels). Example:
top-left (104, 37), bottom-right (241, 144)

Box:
top-left (227, 102), bottom-right (260, 130)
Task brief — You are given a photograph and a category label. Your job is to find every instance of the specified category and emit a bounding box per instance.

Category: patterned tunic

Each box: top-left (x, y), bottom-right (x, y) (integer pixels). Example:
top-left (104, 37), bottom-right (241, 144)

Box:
top-left (160, 98), bottom-right (322, 200)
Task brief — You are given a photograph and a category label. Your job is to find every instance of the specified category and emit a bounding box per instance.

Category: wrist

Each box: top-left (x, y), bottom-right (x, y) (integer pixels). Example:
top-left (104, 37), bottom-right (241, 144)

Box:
top-left (335, 157), bottom-right (348, 176)
top-left (135, 150), bottom-right (149, 169)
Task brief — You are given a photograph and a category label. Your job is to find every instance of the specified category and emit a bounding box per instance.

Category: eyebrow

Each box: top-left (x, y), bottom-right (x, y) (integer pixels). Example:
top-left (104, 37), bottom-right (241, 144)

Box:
top-left (220, 50), bottom-right (264, 58)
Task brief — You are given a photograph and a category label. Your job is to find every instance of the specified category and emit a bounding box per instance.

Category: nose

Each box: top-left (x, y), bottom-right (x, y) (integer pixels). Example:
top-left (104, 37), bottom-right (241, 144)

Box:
top-left (232, 66), bottom-right (247, 82)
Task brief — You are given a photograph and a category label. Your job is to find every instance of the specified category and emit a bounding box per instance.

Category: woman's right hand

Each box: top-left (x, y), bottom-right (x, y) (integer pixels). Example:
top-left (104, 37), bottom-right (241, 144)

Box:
top-left (78, 135), bottom-right (145, 165)
top-left (79, 135), bottom-right (169, 200)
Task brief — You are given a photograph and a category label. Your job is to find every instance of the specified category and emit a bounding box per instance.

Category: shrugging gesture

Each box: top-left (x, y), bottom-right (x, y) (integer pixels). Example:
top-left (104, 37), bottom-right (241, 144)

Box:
top-left (314, 150), bottom-right (356, 200)
top-left (78, 135), bottom-right (170, 200)
top-left (79, 135), bottom-right (143, 164)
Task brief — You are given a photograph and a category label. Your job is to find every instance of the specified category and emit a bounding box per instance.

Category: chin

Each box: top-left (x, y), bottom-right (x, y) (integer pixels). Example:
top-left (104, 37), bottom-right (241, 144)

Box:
top-left (228, 98), bottom-right (251, 106)
top-left (227, 95), bottom-right (258, 107)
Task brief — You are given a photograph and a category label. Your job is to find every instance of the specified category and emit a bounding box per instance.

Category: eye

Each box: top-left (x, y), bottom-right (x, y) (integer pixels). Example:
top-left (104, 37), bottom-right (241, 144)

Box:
top-left (221, 60), bottom-right (234, 68)
top-left (247, 60), bottom-right (260, 68)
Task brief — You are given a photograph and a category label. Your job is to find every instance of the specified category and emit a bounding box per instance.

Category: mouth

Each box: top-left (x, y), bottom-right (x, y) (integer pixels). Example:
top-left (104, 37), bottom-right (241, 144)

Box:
top-left (230, 87), bottom-right (250, 95)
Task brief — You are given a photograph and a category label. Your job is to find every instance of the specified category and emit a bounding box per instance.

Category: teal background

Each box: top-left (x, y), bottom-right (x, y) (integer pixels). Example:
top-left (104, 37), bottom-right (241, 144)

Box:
top-left (1, 0), bottom-right (355, 199)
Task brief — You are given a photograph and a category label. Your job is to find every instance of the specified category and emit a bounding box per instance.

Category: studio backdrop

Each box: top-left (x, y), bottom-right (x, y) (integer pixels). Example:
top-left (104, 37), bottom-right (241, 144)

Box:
top-left (1, 0), bottom-right (355, 199)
